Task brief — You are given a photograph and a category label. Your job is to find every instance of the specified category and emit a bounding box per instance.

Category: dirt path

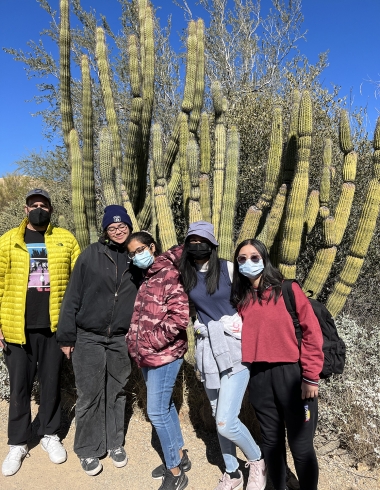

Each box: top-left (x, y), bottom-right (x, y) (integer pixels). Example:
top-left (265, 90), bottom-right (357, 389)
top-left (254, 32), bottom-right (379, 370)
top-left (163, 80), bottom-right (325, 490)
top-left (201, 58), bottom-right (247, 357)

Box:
top-left (0, 401), bottom-right (378, 490)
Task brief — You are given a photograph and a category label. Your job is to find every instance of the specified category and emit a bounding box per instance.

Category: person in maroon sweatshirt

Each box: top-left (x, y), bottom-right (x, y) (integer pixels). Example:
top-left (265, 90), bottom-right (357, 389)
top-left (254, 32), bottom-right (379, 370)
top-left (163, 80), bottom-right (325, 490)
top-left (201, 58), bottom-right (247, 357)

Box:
top-left (231, 238), bottom-right (323, 490)
top-left (126, 231), bottom-right (189, 490)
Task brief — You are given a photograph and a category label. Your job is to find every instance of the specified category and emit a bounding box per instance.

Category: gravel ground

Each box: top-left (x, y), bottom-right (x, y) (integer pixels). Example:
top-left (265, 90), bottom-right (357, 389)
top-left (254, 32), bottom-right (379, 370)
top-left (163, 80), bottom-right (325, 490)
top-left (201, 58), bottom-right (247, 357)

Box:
top-left (0, 400), bottom-right (378, 490)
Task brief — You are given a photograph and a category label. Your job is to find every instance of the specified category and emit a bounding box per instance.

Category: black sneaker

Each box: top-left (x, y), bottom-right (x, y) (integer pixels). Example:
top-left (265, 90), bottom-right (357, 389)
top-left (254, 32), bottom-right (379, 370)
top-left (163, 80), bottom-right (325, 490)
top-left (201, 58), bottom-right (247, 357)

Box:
top-left (158, 468), bottom-right (188, 490)
top-left (80, 457), bottom-right (102, 476)
top-left (108, 446), bottom-right (128, 468)
top-left (152, 450), bottom-right (191, 479)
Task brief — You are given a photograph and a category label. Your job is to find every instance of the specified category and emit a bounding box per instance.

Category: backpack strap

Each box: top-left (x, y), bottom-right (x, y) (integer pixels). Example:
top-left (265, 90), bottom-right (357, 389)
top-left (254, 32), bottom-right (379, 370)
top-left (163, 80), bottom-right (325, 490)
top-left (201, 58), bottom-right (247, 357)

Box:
top-left (281, 279), bottom-right (302, 347)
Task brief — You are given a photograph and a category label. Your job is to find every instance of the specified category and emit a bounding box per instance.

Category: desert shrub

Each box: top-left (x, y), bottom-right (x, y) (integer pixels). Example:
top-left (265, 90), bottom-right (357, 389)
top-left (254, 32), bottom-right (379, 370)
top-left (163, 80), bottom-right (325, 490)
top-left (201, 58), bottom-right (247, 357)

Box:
top-left (318, 314), bottom-right (380, 466)
top-left (0, 352), bottom-right (10, 400)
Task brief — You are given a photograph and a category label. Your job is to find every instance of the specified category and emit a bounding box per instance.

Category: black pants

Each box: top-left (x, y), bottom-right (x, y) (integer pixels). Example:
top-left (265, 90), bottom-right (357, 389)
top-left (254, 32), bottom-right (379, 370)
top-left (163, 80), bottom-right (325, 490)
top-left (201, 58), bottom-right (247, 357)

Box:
top-left (71, 330), bottom-right (132, 458)
top-left (249, 362), bottom-right (319, 490)
top-left (4, 329), bottom-right (63, 445)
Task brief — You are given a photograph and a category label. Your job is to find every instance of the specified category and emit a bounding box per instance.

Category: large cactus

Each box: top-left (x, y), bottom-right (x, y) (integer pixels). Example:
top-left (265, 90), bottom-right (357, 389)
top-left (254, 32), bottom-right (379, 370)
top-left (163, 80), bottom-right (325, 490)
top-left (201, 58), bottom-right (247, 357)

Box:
top-left (279, 91), bottom-right (313, 278)
top-left (81, 55), bottom-right (97, 241)
top-left (69, 129), bottom-right (89, 250)
top-left (60, 0), bottom-right (74, 153)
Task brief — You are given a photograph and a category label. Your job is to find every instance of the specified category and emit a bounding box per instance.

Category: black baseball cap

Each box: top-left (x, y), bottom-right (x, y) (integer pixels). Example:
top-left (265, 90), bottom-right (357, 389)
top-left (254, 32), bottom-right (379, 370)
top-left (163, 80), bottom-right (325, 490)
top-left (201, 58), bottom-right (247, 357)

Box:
top-left (25, 188), bottom-right (52, 205)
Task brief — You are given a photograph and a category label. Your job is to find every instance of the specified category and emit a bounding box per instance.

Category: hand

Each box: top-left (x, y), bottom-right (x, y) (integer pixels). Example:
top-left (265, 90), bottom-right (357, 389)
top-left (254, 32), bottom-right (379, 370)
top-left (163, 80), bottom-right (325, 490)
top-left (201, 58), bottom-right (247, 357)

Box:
top-left (301, 381), bottom-right (318, 399)
top-left (60, 346), bottom-right (74, 359)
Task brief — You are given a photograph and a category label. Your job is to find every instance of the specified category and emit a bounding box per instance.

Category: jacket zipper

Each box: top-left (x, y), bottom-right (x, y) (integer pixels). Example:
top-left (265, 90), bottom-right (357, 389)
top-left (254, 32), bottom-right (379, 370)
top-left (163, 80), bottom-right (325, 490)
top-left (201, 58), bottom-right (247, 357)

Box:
top-left (104, 250), bottom-right (129, 337)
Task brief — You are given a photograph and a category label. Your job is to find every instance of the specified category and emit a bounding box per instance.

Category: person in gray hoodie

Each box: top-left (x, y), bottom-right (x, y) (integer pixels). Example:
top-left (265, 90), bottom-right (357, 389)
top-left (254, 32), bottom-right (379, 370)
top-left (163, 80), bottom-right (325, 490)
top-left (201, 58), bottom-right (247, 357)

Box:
top-left (178, 221), bottom-right (267, 490)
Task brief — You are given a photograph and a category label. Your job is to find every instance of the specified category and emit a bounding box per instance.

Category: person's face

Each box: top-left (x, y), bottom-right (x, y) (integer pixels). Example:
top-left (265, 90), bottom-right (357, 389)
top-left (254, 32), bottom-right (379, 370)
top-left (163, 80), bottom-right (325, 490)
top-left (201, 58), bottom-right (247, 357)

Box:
top-left (24, 196), bottom-right (52, 217)
top-left (188, 234), bottom-right (211, 245)
top-left (127, 239), bottom-right (156, 259)
top-left (106, 222), bottom-right (130, 244)
top-left (236, 244), bottom-right (262, 266)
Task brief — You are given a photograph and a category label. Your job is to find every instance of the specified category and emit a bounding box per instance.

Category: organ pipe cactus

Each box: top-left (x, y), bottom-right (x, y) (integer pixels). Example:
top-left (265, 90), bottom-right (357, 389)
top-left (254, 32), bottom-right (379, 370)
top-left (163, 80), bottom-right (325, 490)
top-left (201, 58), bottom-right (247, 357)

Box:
top-left (99, 127), bottom-right (118, 206)
top-left (70, 129), bottom-right (89, 250)
top-left (60, 0), bottom-right (74, 153)
top-left (187, 139), bottom-right (203, 224)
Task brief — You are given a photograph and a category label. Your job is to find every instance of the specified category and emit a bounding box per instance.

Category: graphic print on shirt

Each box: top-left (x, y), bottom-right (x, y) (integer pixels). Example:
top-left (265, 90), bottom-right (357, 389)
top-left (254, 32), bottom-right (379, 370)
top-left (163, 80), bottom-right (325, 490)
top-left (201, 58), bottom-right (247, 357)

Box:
top-left (26, 243), bottom-right (50, 291)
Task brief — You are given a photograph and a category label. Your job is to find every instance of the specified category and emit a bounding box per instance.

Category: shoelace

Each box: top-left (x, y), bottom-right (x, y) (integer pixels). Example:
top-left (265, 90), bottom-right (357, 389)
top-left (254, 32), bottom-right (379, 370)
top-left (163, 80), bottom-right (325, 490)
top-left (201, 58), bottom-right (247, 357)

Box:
top-left (83, 458), bottom-right (96, 465)
top-left (112, 448), bottom-right (123, 455)
top-left (6, 446), bottom-right (28, 461)
top-left (245, 461), bottom-right (261, 485)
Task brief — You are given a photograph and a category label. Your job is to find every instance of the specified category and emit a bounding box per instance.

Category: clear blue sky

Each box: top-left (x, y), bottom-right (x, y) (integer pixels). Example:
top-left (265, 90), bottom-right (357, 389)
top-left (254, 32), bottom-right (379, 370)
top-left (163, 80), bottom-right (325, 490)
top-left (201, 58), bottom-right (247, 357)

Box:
top-left (0, 0), bottom-right (379, 177)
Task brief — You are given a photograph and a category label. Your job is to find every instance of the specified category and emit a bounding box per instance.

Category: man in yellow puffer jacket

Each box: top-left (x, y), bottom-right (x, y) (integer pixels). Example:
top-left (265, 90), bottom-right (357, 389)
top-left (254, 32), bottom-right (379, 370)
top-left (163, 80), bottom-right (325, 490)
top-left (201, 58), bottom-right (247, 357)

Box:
top-left (0, 188), bottom-right (80, 477)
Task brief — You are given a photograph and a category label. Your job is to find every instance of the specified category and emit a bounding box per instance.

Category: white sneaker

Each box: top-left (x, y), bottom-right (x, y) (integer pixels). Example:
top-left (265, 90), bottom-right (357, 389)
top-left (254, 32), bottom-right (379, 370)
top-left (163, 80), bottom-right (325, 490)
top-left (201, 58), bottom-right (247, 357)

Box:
top-left (2, 445), bottom-right (28, 476)
top-left (41, 434), bottom-right (67, 464)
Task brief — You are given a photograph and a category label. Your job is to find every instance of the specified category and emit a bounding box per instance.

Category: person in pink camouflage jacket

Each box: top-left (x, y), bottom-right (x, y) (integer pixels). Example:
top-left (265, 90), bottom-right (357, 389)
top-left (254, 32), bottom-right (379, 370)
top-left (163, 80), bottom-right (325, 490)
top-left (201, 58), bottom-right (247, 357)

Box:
top-left (126, 231), bottom-right (189, 490)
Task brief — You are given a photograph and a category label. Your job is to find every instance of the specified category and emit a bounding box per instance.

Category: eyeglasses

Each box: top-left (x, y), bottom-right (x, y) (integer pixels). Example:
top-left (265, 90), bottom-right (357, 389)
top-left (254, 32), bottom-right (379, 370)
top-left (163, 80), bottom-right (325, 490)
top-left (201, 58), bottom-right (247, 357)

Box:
top-left (236, 254), bottom-right (261, 265)
top-left (128, 245), bottom-right (148, 259)
top-left (107, 224), bottom-right (128, 235)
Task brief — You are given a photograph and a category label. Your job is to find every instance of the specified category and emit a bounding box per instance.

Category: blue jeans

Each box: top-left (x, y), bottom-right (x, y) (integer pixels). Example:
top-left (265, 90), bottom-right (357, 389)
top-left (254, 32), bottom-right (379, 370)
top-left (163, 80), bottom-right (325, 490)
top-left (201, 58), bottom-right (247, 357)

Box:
top-left (204, 367), bottom-right (261, 473)
top-left (141, 358), bottom-right (184, 469)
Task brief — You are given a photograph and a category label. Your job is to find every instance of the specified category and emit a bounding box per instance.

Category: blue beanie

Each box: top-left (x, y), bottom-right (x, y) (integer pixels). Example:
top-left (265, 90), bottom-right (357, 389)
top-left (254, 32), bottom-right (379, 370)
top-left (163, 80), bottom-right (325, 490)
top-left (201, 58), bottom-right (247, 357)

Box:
top-left (102, 205), bottom-right (133, 231)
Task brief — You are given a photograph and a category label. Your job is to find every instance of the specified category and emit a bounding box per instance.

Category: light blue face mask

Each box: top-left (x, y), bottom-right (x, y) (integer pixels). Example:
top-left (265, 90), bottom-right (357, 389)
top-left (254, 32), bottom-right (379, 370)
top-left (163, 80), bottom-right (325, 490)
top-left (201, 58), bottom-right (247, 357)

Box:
top-left (238, 258), bottom-right (264, 279)
top-left (133, 248), bottom-right (154, 269)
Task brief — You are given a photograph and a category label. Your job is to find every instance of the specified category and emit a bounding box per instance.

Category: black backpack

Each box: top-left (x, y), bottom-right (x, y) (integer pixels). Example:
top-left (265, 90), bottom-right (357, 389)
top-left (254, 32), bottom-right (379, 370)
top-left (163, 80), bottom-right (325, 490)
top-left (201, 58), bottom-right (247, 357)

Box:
top-left (281, 279), bottom-right (346, 379)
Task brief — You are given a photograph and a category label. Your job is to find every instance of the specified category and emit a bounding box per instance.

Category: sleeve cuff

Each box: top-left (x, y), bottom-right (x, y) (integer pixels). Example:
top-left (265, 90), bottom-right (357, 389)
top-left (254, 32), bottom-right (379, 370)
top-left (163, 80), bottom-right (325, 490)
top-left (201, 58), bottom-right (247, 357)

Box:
top-left (302, 377), bottom-right (319, 386)
top-left (57, 341), bottom-right (76, 347)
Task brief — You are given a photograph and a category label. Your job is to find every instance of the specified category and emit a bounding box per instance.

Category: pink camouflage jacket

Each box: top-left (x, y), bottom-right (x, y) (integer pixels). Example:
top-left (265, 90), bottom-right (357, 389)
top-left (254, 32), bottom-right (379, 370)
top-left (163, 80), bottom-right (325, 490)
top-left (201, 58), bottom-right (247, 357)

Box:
top-left (126, 245), bottom-right (189, 368)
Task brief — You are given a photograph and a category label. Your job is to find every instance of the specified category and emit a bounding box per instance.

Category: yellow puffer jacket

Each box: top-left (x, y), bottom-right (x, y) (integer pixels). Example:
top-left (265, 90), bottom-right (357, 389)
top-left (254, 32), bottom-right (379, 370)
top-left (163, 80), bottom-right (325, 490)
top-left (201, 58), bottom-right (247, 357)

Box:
top-left (0, 218), bottom-right (81, 344)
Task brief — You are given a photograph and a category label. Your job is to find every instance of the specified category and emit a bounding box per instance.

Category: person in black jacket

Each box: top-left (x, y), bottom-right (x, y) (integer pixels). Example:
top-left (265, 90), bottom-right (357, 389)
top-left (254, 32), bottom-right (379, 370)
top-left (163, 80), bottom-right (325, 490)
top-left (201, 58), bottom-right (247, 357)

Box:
top-left (57, 205), bottom-right (140, 476)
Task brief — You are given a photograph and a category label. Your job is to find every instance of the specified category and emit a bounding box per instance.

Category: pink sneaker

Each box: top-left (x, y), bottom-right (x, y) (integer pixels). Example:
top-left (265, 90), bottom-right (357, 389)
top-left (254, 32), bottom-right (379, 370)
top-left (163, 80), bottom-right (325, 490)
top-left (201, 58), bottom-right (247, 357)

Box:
top-left (214, 470), bottom-right (243, 490)
top-left (246, 459), bottom-right (267, 490)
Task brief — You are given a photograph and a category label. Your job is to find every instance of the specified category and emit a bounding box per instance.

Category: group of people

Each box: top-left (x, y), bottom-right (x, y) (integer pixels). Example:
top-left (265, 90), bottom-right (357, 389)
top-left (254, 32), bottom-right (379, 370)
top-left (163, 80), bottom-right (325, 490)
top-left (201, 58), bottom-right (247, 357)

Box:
top-left (0, 189), bottom-right (323, 490)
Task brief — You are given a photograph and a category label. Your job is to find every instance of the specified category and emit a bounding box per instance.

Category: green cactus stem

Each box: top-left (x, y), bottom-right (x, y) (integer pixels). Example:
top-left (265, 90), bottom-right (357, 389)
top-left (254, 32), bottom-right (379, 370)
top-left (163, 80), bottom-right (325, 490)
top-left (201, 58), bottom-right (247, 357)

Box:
top-left (128, 35), bottom-right (141, 98)
top-left (219, 127), bottom-right (240, 259)
top-left (304, 190), bottom-right (320, 235)
top-left (123, 97), bottom-right (143, 205)
top-left (99, 127), bottom-right (118, 206)
top-left (320, 139), bottom-right (332, 207)
top-left (138, 4), bottom-right (155, 212)
top-left (334, 182), bottom-right (355, 245)
top-left (237, 206), bottom-right (262, 244)
top-left (177, 114), bottom-right (191, 215)
top-left (199, 112), bottom-right (211, 222)
top-left (323, 216), bottom-right (336, 247)
top-left (187, 139), bottom-right (203, 224)
top-left (189, 19), bottom-right (205, 134)
top-left (319, 206), bottom-right (330, 219)
top-left (96, 27), bottom-right (123, 175)
top-left (282, 90), bottom-right (301, 184)
top-left (121, 185), bottom-right (140, 232)
top-left (374, 118), bottom-right (380, 179)
top-left (303, 247), bottom-right (337, 298)
top-left (182, 20), bottom-right (197, 114)
top-left (150, 162), bottom-right (158, 240)
top-left (154, 181), bottom-right (178, 251)
top-left (279, 91), bottom-right (312, 270)
top-left (339, 110), bottom-right (354, 154)
top-left (342, 151), bottom-right (357, 182)
top-left (60, 0), bottom-right (74, 154)
top-left (70, 129), bottom-right (89, 250)
top-left (257, 184), bottom-right (288, 250)
top-left (327, 178), bottom-right (380, 316)
top-left (258, 107), bottom-right (283, 208)
top-left (81, 55), bottom-right (97, 240)
top-left (278, 263), bottom-right (297, 279)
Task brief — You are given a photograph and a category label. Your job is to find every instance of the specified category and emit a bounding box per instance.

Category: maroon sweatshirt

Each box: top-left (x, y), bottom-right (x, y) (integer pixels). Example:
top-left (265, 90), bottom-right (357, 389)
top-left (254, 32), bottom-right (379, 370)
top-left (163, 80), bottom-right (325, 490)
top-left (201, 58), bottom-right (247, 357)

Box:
top-left (239, 282), bottom-right (323, 383)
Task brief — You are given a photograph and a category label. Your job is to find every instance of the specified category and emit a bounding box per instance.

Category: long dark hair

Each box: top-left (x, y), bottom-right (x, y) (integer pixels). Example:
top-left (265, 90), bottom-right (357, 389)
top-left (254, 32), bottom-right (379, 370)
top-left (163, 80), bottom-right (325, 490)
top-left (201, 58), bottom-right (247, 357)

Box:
top-left (125, 231), bottom-right (161, 257)
top-left (231, 238), bottom-right (283, 309)
top-left (179, 240), bottom-right (220, 295)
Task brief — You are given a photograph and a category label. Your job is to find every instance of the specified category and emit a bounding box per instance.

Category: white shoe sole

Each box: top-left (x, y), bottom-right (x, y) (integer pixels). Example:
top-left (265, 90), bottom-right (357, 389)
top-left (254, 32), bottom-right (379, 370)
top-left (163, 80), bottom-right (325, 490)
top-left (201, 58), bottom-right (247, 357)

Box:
top-left (41, 443), bottom-right (67, 464)
top-left (84, 462), bottom-right (103, 476)
top-left (111, 457), bottom-right (128, 468)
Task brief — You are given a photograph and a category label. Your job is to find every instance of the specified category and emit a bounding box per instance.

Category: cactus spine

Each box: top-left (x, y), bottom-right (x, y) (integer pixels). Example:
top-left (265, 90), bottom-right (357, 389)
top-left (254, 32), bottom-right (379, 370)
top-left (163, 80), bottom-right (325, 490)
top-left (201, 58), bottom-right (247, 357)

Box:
top-left (219, 127), bottom-right (239, 259)
top-left (81, 55), bottom-right (97, 241)
top-left (70, 129), bottom-right (88, 250)
top-left (60, 0), bottom-right (74, 153)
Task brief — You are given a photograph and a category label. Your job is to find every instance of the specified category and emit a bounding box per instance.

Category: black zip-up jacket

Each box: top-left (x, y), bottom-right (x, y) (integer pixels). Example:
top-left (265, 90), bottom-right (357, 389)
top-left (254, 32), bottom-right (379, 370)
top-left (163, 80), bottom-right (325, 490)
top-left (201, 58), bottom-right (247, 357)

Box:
top-left (56, 239), bottom-right (141, 346)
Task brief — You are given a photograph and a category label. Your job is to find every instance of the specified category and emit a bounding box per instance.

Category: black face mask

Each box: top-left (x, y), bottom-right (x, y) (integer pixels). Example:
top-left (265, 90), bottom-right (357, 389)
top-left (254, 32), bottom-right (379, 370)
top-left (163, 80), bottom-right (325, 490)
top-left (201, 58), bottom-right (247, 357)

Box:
top-left (28, 208), bottom-right (51, 227)
top-left (187, 242), bottom-right (212, 260)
